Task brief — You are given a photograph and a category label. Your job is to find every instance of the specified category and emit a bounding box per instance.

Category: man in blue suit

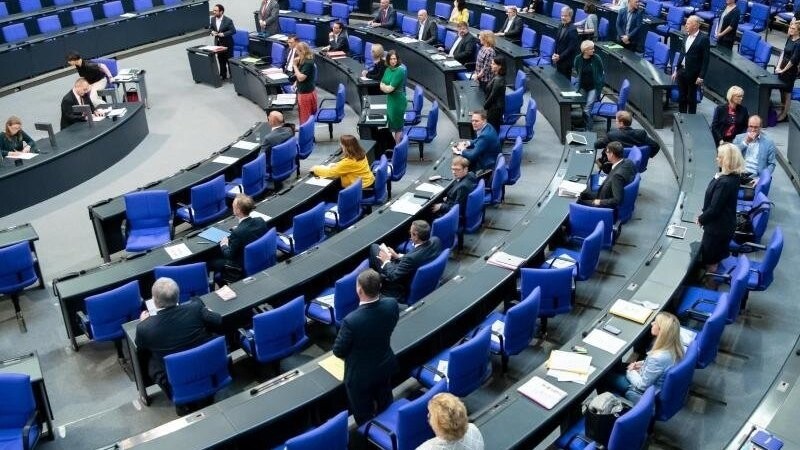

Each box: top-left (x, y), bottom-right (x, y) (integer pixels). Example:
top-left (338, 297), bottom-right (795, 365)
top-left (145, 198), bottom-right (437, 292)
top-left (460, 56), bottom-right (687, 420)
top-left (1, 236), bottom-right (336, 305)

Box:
top-left (616, 0), bottom-right (643, 51)
top-left (454, 111), bottom-right (501, 172)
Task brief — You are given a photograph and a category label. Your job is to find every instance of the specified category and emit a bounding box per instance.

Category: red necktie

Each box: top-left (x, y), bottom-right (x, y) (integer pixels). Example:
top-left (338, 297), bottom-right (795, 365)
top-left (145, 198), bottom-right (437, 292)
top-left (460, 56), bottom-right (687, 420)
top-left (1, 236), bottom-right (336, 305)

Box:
top-left (261, 0), bottom-right (268, 17)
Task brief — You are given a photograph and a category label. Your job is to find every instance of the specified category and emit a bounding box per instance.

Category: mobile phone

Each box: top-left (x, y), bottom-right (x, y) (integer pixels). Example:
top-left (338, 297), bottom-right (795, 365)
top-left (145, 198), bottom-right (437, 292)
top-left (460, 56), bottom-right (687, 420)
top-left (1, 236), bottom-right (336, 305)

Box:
top-left (602, 324), bottom-right (621, 335)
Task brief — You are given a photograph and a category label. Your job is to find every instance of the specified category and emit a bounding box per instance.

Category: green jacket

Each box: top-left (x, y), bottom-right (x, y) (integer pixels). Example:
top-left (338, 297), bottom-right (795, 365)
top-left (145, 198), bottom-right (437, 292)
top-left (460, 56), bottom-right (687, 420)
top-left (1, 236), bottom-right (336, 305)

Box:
top-left (572, 53), bottom-right (605, 92)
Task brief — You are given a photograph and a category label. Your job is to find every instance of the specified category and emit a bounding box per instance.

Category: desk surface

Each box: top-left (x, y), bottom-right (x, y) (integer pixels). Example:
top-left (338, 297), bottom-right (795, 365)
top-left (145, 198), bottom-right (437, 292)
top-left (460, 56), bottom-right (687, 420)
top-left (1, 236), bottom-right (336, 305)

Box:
top-left (0, 223), bottom-right (38, 247)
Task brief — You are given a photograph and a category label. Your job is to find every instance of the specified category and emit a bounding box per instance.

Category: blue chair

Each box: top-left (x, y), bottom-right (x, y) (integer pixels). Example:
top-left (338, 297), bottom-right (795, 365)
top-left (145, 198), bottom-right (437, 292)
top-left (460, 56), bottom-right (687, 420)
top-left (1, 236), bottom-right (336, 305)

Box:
top-left (477, 286), bottom-right (540, 371)
top-left (279, 17), bottom-right (297, 34)
top-left (435, 1), bottom-right (452, 18)
top-left (154, 263), bottom-right (211, 304)
top-left (434, 204), bottom-right (460, 250)
top-left (404, 85), bottom-right (424, 125)
top-left (656, 6), bottom-right (684, 37)
top-left (655, 342), bottom-right (698, 421)
top-left (678, 255), bottom-right (750, 324)
top-left (617, 173), bottom-right (641, 224)
top-left (0, 374), bottom-right (41, 450)
top-left (479, 13), bottom-right (496, 31)
top-left (556, 386), bottom-right (656, 450)
top-left (164, 336), bottom-right (231, 406)
top-left (122, 190), bottom-right (172, 253)
top-left (296, 23), bottom-right (316, 45)
top-left (738, 169), bottom-right (771, 203)
top-left (403, 100), bottom-right (439, 159)
top-left (1, 24), bottom-right (27, 43)
top-left (568, 202), bottom-right (615, 250)
top-left (698, 0), bottom-right (724, 20)
top-left (296, 115), bottom-right (315, 176)
top-left (0, 242), bottom-right (39, 326)
top-left (444, 30), bottom-right (457, 51)
top-left (598, 17), bottom-right (610, 40)
top-left (520, 27), bottom-right (537, 54)
top-left (277, 202), bottom-right (327, 254)
top-left (226, 153), bottom-right (267, 199)
top-left (413, 327), bottom-right (492, 396)
top-left (362, 155), bottom-right (389, 207)
top-left (70, 7), bottom-right (94, 25)
top-left (527, 36), bottom-right (555, 67)
top-left (401, 16), bottom-right (417, 35)
top-left (406, 248), bottom-right (450, 306)
top-left (331, 3), bottom-right (350, 24)
top-left (623, 146), bottom-right (643, 173)
top-left (133, 0), bottom-right (154, 12)
top-left (162, 0), bottom-right (181, 5)
top-left (360, 381), bottom-right (447, 450)
top-left (652, 41), bottom-right (670, 70)
top-left (349, 35), bottom-right (363, 61)
top-left (503, 87), bottom-right (524, 125)
top-left (718, 227), bottom-right (782, 292)
top-left (289, 0), bottom-right (303, 10)
top-left (0, 2), bottom-right (7, 17)
top-left (78, 280), bottom-right (142, 358)
top-left (499, 99), bottom-right (536, 142)
top-left (506, 137), bottom-right (523, 186)
top-left (306, 259), bottom-right (368, 327)
top-left (316, 84), bottom-right (345, 140)
top-left (592, 79), bottom-right (630, 132)
top-left (242, 228), bottom-right (277, 276)
top-left (459, 179), bottom-right (486, 248)
top-left (514, 69), bottom-right (527, 91)
top-left (408, 0), bottom-right (426, 11)
top-left (232, 30), bottom-right (249, 57)
top-left (324, 179), bottom-right (363, 229)
top-left (385, 135), bottom-right (409, 198)
top-left (731, 193), bottom-right (771, 251)
top-left (103, 1), bottom-right (124, 18)
top-left (739, 2), bottom-right (768, 33)
top-left (305, 0), bottom-right (324, 15)
top-left (267, 137), bottom-right (298, 185)
top-left (484, 155), bottom-right (508, 205)
top-left (643, 31), bottom-right (661, 61)
top-left (240, 296), bottom-right (309, 364)
top-left (285, 411), bottom-right (349, 450)
top-left (268, 42), bottom-right (287, 68)
top-left (644, 1), bottom-right (662, 18)
top-left (36, 15), bottom-right (62, 34)
top-left (753, 40), bottom-right (772, 69)
top-left (176, 175), bottom-right (228, 227)
top-left (541, 221), bottom-right (604, 281)
top-left (778, 0), bottom-right (800, 21)
top-left (685, 292), bottom-right (729, 369)
top-left (551, 1), bottom-right (567, 18)
top-left (19, 0), bottom-right (41, 12)
top-left (738, 30), bottom-right (761, 60)
top-left (521, 267), bottom-right (574, 333)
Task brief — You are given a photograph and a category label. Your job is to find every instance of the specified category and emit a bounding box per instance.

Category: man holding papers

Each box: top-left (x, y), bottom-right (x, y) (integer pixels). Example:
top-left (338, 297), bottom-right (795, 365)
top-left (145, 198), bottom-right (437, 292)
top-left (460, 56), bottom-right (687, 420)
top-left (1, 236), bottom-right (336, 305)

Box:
top-left (369, 220), bottom-right (441, 301)
top-left (209, 194), bottom-right (269, 284)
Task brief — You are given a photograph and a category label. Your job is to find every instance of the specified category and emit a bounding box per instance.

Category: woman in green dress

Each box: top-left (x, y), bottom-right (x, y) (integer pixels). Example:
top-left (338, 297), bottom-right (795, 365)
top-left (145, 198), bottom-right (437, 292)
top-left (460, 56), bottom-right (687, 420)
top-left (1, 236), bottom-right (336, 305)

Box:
top-left (380, 50), bottom-right (407, 143)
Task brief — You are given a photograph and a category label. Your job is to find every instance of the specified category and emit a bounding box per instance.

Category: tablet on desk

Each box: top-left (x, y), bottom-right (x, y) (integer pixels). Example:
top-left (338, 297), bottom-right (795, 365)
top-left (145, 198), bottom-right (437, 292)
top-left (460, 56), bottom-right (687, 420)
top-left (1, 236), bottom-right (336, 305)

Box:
top-left (666, 224), bottom-right (687, 239)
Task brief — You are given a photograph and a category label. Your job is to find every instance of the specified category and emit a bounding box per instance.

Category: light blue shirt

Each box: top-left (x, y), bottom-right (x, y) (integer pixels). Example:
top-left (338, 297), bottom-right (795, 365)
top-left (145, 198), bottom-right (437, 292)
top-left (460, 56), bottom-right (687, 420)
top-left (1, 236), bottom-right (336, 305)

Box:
top-left (626, 350), bottom-right (675, 394)
top-left (733, 131), bottom-right (777, 176)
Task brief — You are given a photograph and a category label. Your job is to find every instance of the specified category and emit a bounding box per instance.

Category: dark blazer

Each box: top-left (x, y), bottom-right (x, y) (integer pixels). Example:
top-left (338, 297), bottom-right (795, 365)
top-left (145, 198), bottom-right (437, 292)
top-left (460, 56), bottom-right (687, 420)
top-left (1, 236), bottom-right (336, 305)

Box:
top-left (715, 7), bottom-right (740, 48)
top-left (261, 125), bottom-right (294, 169)
top-left (332, 297), bottom-right (399, 385)
top-left (0, 130), bottom-right (37, 156)
top-left (555, 23), bottom-right (579, 76)
top-left (439, 172), bottom-right (478, 215)
top-left (222, 217), bottom-right (269, 268)
top-left (676, 32), bottom-right (710, 79)
top-left (583, 158), bottom-right (636, 209)
top-left (379, 237), bottom-right (442, 299)
top-left (450, 32), bottom-right (478, 65)
top-left (484, 75), bottom-right (506, 130)
top-left (698, 173), bottom-right (739, 236)
top-left (711, 103), bottom-right (748, 144)
top-left (595, 126), bottom-right (662, 166)
top-left (416, 19), bottom-right (438, 45)
top-left (135, 300), bottom-right (222, 384)
top-left (60, 89), bottom-right (94, 130)
top-left (615, 7), bottom-right (644, 48)
top-left (499, 16), bottom-right (522, 41)
top-left (328, 31), bottom-right (350, 52)
top-left (259, 0), bottom-right (280, 35)
top-left (365, 60), bottom-right (387, 81)
top-left (463, 123), bottom-right (501, 172)
top-left (374, 6), bottom-right (397, 29)
top-left (211, 15), bottom-right (235, 50)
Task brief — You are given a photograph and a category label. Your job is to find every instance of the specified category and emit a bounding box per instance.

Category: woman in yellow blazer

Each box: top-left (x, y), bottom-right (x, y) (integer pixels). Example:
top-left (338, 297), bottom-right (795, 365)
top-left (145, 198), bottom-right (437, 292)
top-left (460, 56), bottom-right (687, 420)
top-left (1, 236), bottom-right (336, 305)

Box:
top-left (311, 135), bottom-right (375, 188)
top-left (449, 0), bottom-right (469, 24)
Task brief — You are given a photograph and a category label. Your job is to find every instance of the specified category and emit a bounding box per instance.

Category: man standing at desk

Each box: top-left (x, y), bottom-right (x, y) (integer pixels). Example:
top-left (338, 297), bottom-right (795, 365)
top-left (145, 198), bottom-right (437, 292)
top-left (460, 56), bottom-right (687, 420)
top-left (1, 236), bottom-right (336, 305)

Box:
top-left (553, 6), bottom-right (579, 78)
top-left (496, 6), bottom-right (523, 42)
top-left (333, 269), bottom-right (399, 425)
top-left (284, 35), bottom-right (298, 77)
top-left (258, 0), bottom-right (279, 35)
top-left (60, 78), bottom-right (100, 130)
top-left (416, 10), bottom-right (438, 45)
top-left (371, 0), bottom-right (397, 29)
top-left (616, 0), bottom-right (643, 51)
top-left (453, 111), bottom-right (501, 172)
top-left (447, 22), bottom-right (478, 65)
top-left (210, 4), bottom-right (236, 81)
top-left (672, 15), bottom-right (709, 114)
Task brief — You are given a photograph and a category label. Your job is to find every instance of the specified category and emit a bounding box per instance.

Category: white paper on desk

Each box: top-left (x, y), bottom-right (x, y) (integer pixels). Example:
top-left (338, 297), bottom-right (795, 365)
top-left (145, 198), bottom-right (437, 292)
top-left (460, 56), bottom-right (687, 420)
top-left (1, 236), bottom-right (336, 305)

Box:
top-left (370, 103), bottom-right (387, 110)
top-left (547, 349), bottom-right (592, 374)
top-left (488, 251), bottom-right (526, 270)
top-left (200, 45), bottom-right (227, 52)
top-left (547, 365), bottom-right (596, 385)
top-left (360, 76), bottom-right (371, 81)
top-left (262, 67), bottom-right (283, 74)
top-left (120, 12), bottom-right (137, 18)
top-left (517, 376), bottom-right (567, 410)
top-left (4, 152), bottom-right (37, 160)
top-left (118, 68), bottom-right (132, 75)
top-left (557, 179), bottom-right (586, 197)
top-left (396, 36), bottom-right (418, 44)
top-left (249, 211), bottom-right (272, 222)
top-left (306, 177), bottom-right (334, 186)
top-left (415, 182), bottom-right (444, 194)
top-left (267, 72), bottom-right (290, 81)
top-left (92, 115), bottom-right (106, 122)
top-left (444, 60), bottom-right (462, 67)
top-left (433, 360), bottom-right (449, 382)
top-left (212, 155), bottom-right (238, 165)
top-left (583, 329), bottom-right (627, 355)
top-left (609, 299), bottom-right (653, 324)
top-left (106, 108), bottom-right (127, 118)
top-left (316, 293), bottom-right (335, 306)
top-left (561, 91), bottom-right (582, 97)
top-left (165, 243), bottom-right (192, 260)
top-left (232, 140), bottom-right (260, 150)
top-left (430, 54), bottom-right (446, 61)
top-left (272, 94), bottom-right (296, 105)
top-left (389, 192), bottom-right (425, 215)
top-left (278, 10), bottom-right (290, 14)
top-left (490, 320), bottom-right (505, 343)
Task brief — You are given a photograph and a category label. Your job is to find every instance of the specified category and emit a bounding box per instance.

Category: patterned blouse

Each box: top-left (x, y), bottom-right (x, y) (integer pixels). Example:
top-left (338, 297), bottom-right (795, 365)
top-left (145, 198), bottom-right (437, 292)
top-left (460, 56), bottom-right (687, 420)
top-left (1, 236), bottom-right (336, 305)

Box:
top-left (475, 46), bottom-right (495, 84)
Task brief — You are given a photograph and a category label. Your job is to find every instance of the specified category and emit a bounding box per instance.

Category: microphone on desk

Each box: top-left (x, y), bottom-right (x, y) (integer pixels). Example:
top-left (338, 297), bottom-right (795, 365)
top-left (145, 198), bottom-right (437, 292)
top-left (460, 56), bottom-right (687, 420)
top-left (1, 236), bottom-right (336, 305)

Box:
top-left (582, 314), bottom-right (608, 338)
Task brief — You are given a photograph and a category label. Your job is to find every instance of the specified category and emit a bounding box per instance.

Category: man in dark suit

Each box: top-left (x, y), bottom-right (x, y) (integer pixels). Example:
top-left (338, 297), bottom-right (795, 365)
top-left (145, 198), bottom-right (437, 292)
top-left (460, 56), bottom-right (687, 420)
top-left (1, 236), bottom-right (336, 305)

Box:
top-left (446, 21), bottom-right (477, 65)
top-left (553, 6), bottom-right (579, 78)
top-left (324, 21), bottom-right (350, 53)
top-left (496, 6), bottom-right (523, 42)
top-left (60, 78), bottom-right (100, 130)
top-left (209, 194), bottom-right (269, 283)
top-left (258, 0), bottom-right (279, 35)
top-left (369, 220), bottom-right (442, 300)
top-left (594, 110), bottom-right (661, 172)
top-left (261, 111), bottom-right (294, 174)
top-left (332, 269), bottom-right (399, 425)
top-left (454, 110), bottom-right (501, 172)
top-left (210, 4), bottom-right (236, 80)
top-left (135, 278), bottom-right (222, 411)
top-left (615, 0), bottom-right (643, 51)
top-left (672, 15), bottom-right (709, 114)
top-left (432, 156), bottom-right (477, 218)
top-left (579, 141), bottom-right (637, 212)
top-left (371, 0), bottom-right (397, 29)
top-left (416, 9), bottom-right (438, 45)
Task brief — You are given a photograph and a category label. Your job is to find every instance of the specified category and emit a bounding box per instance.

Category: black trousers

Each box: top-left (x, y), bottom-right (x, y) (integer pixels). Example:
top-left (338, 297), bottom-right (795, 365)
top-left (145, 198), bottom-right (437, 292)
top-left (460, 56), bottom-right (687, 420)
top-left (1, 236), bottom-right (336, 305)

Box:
top-left (346, 376), bottom-right (393, 425)
top-left (676, 67), bottom-right (700, 114)
top-left (217, 49), bottom-right (231, 79)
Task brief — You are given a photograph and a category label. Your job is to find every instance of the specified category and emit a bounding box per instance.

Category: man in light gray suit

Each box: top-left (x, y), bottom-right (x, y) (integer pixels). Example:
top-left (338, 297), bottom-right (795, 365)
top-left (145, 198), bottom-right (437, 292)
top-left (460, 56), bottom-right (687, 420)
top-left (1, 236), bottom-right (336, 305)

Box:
top-left (258, 0), bottom-right (279, 35)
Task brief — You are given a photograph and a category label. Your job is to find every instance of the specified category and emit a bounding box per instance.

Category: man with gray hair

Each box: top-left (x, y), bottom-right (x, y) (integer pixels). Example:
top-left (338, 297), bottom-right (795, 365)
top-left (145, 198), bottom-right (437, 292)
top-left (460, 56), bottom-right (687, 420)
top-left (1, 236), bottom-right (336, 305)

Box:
top-left (553, 6), bottom-right (579, 77)
top-left (135, 277), bottom-right (222, 409)
top-left (672, 15), bottom-right (709, 114)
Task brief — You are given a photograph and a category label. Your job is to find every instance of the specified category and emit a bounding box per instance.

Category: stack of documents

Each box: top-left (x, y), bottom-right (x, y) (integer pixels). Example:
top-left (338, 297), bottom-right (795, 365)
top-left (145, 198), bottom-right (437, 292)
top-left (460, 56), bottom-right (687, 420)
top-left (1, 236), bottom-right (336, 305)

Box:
top-left (430, 54), bottom-right (446, 61)
top-left (395, 36), bottom-right (418, 44)
top-left (557, 179), bottom-right (586, 197)
top-left (517, 376), bottom-right (568, 409)
top-left (546, 350), bottom-right (594, 384)
top-left (164, 243), bottom-right (192, 260)
top-left (444, 60), bottom-right (462, 67)
top-left (583, 329), bottom-right (626, 355)
top-left (327, 51), bottom-right (346, 59)
top-left (269, 33), bottom-right (289, 41)
top-left (609, 299), bottom-right (653, 324)
top-left (212, 155), bottom-right (238, 165)
top-left (560, 91), bottom-right (582, 97)
top-left (389, 192), bottom-right (426, 215)
top-left (232, 140), bottom-right (260, 150)
top-left (240, 56), bottom-right (260, 64)
top-left (318, 355), bottom-right (344, 381)
top-left (107, 108), bottom-right (127, 118)
top-left (4, 152), bottom-right (37, 160)
top-left (215, 285), bottom-right (236, 301)
top-left (273, 93), bottom-right (296, 105)
top-left (200, 45), bottom-right (228, 52)
top-left (487, 251), bottom-right (526, 270)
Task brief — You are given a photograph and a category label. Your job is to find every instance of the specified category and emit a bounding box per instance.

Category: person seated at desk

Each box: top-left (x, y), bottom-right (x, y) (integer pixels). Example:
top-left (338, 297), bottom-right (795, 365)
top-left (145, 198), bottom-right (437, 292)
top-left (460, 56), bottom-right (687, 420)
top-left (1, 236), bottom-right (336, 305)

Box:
top-left (369, 220), bottom-right (442, 300)
top-left (66, 52), bottom-right (113, 106)
top-left (371, 0), bottom-right (397, 29)
top-left (594, 110), bottom-right (660, 172)
top-left (711, 86), bottom-right (748, 145)
top-left (323, 21), bottom-right (349, 54)
top-left (60, 78), bottom-right (103, 130)
top-left (431, 156), bottom-right (477, 218)
top-left (449, 0), bottom-right (469, 24)
top-left (579, 141), bottom-right (636, 212)
top-left (732, 115), bottom-right (777, 177)
top-left (615, 0), bottom-right (643, 51)
top-left (419, 393), bottom-right (485, 450)
top-left (209, 194), bottom-right (270, 284)
top-left (310, 134), bottom-right (375, 189)
top-left (606, 312), bottom-right (684, 403)
top-left (416, 9), bottom-right (438, 45)
top-left (495, 6), bottom-right (522, 43)
top-left (261, 111), bottom-right (294, 168)
top-left (135, 277), bottom-right (222, 414)
top-left (452, 111), bottom-right (501, 172)
top-left (1, 116), bottom-right (38, 158)
top-left (576, 3), bottom-right (598, 41)
top-left (521, 0), bottom-right (543, 14)
top-left (442, 21), bottom-right (477, 66)
top-left (362, 43), bottom-right (387, 81)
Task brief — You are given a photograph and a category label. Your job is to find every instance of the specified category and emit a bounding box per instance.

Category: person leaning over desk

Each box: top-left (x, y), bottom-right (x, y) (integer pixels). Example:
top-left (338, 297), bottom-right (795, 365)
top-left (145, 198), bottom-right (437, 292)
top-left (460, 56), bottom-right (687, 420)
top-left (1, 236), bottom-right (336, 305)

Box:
top-left (1, 116), bottom-right (38, 158)
top-left (310, 134), bottom-right (376, 189)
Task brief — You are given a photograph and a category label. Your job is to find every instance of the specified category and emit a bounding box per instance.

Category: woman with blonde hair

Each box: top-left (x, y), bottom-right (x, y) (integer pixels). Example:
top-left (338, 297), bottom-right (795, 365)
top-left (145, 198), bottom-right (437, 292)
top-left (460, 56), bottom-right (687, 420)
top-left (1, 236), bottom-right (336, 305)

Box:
top-left (292, 41), bottom-right (318, 124)
top-left (418, 393), bottom-right (484, 449)
top-left (711, 86), bottom-right (748, 144)
top-left (474, 31), bottom-right (496, 92)
top-left (310, 134), bottom-right (375, 189)
top-left (362, 43), bottom-right (387, 81)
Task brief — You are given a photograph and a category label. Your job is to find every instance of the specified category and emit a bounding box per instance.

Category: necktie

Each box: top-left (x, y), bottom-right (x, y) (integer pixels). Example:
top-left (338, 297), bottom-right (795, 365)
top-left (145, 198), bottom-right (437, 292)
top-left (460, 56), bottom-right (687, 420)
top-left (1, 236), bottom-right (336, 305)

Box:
top-left (382, 9), bottom-right (387, 23)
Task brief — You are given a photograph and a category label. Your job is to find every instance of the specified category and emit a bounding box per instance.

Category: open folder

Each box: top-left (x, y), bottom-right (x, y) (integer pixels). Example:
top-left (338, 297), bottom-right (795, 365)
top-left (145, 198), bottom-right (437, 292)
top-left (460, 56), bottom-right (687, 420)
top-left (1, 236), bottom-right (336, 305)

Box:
top-left (609, 299), bottom-right (653, 324)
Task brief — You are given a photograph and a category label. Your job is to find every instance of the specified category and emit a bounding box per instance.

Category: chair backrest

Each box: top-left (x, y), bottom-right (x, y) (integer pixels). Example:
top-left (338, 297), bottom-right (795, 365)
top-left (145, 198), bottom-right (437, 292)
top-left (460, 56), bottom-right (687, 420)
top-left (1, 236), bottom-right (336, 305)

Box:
top-left (695, 293), bottom-right (728, 368)
top-left (2, 23), bottom-right (27, 43)
top-left (520, 267), bottom-right (573, 318)
top-left (252, 296), bottom-right (308, 363)
top-left (0, 373), bottom-right (36, 430)
top-left (448, 327), bottom-right (492, 396)
top-left (37, 15), bottom-right (62, 34)
top-left (434, 1), bottom-right (452, 19)
top-left (238, 153), bottom-right (267, 197)
top-left (709, 18), bottom-right (719, 44)
top-left (425, 101), bottom-right (439, 139)
top-left (402, 15), bottom-right (417, 35)
top-left (479, 13), bottom-right (496, 31)
top-left (0, 2), bottom-right (7, 17)
top-left (289, 0), bottom-right (303, 10)
top-left (189, 175), bottom-right (227, 225)
top-left (520, 99), bottom-right (537, 141)
top-left (364, 155), bottom-right (389, 205)
top-left (645, 0), bottom-right (661, 17)
top-left (394, 380), bottom-right (448, 450)
top-left (616, 79), bottom-right (631, 110)
top-left (335, 83), bottom-right (346, 119)
top-left (521, 27), bottom-right (537, 51)
top-left (71, 7), bottom-right (94, 25)
top-left (608, 386), bottom-right (656, 450)
top-left (502, 286), bottom-right (540, 356)
top-left (335, 178), bottom-right (363, 229)
top-left (724, 254), bottom-right (750, 323)
top-left (574, 221), bottom-right (604, 281)
top-left (655, 342), bottom-right (698, 421)
top-left (747, 2), bottom-right (769, 28)
top-left (154, 262), bottom-right (210, 304)
top-left (625, 146), bottom-right (643, 173)
top-left (298, 115), bottom-right (315, 159)
top-left (550, 1), bottom-right (566, 18)
top-left (296, 23), bottom-right (316, 45)
top-left (504, 87), bottom-right (524, 124)
top-left (410, 85), bottom-right (424, 116)
top-left (753, 227), bottom-right (783, 290)
top-left (19, 0), bottom-right (41, 12)
top-left (514, 69), bottom-right (527, 91)
top-left (124, 190), bottom-right (171, 232)
top-left (390, 135), bottom-right (409, 182)
top-left (665, 6), bottom-right (684, 27)
top-left (279, 17), bottom-right (296, 34)
top-left (507, 137), bottom-right (523, 185)
top-left (270, 137), bottom-right (298, 182)
top-left (162, 0), bottom-right (180, 5)
top-left (103, 0), bottom-right (124, 18)
top-left (652, 42), bottom-right (670, 70)
top-left (350, 35), bottom-right (364, 60)
top-left (539, 35), bottom-right (556, 59)
top-left (331, 3), bottom-right (350, 23)
top-left (754, 168), bottom-right (772, 197)
top-left (331, 259), bottom-right (369, 324)
top-left (463, 179), bottom-right (486, 233)
top-left (164, 336), bottom-right (231, 405)
top-left (598, 17), bottom-right (610, 40)
top-left (487, 155), bottom-right (508, 205)
top-left (739, 30), bottom-right (760, 59)
top-left (292, 202), bottom-right (327, 253)
top-left (285, 410), bottom-right (349, 450)
top-left (444, 29), bottom-right (457, 49)
top-left (133, 0), bottom-right (154, 12)
top-left (91, 57), bottom-right (118, 78)
top-left (569, 202), bottom-right (614, 250)
top-left (271, 42), bottom-right (287, 67)
top-left (748, 192), bottom-right (771, 244)
top-left (84, 280), bottom-right (142, 341)
top-left (305, 0), bottom-right (324, 14)
top-left (407, 248), bottom-right (450, 305)
top-left (574, 9), bottom-right (587, 22)
top-left (244, 228), bottom-right (277, 276)
top-left (618, 173), bottom-right (641, 224)
top-left (433, 204), bottom-right (459, 250)
top-left (753, 40), bottom-right (772, 69)
top-left (233, 29), bottom-right (249, 52)
top-left (0, 242), bottom-right (37, 293)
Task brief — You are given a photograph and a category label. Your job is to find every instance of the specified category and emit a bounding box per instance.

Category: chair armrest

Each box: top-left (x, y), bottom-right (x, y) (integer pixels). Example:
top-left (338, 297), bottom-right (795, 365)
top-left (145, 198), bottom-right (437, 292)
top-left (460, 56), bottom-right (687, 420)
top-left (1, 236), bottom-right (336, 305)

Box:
top-left (687, 298), bottom-right (716, 321)
top-left (277, 232), bottom-right (295, 253)
top-left (702, 270), bottom-right (732, 281)
top-left (547, 254), bottom-right (575, 268)
top-left (120, 218), bottom-right (129, 240)
top-left (308, 298), bottom-right (336, 323)
top-left (363, 419), bottom-right (398, 450)
top-left (504, 112), bottom-right (525, 121)
top-left (417, 363), bottom-right (448, 381)
top-left (77, 311), bottom-right (92, 339)
top-left (176, 203), bottom-right (194, 222)
top-left (237, 327), bottom-right (252, 340)
top-left (565, 434), bottom-right (594, 449)
top-left (491, 330), bottom-right (505, 350)
top-left (405, 125), bottom-right (426, 133)
top-left (318, 98), bottom-right (337, 109)
top-left (21, 409), bottom-right (38, 450)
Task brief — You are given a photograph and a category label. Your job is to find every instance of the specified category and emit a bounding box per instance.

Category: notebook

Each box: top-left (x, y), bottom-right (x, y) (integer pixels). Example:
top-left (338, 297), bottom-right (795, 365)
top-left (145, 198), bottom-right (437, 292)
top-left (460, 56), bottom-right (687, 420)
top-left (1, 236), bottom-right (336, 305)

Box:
top-left (517, 376), bottom-right (568, 410)
top-left (609, 299), bottom-right (653, 324)
top-left (199, 227), bottom-right (230, 243)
